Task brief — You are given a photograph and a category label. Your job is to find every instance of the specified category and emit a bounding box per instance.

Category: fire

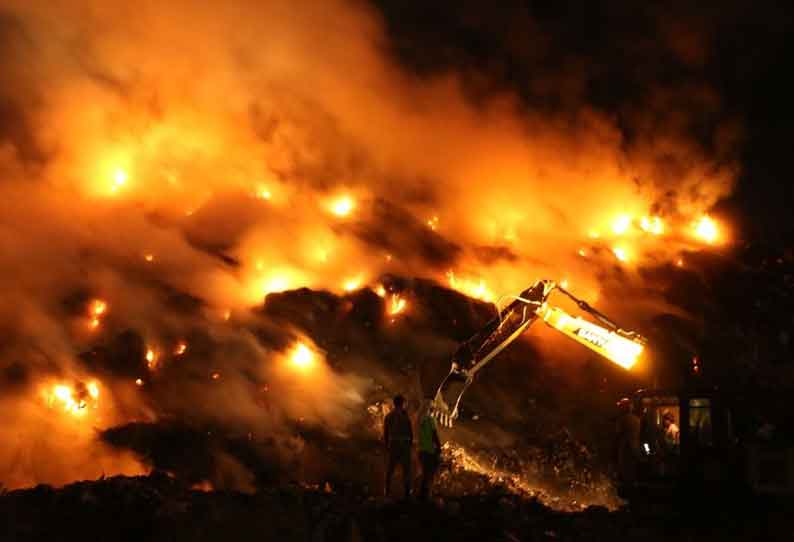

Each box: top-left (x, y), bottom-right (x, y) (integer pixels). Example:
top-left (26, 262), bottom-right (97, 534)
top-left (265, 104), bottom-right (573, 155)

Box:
top-left (256, 186), bottom-right (272, 200)
top-left (146, 348), bottom-right (158, 369)
top-left (135, 378), bottom-right (144, 387)
top-left (144, 253), bottom-right (155, 262)
top-left (427, 215), bottom-right (439, 231)
top-left (343, 277), bottom-right (362, 292)
top-left (374, 284), bottom-right (387, 298)
top-left (389, 294), bottom-right (406, 315)
top-left (447, 271), bottom-right (495, 302)
top-left (578, 248), bottom-right (587, 257)
top-left (676, 258), bottom-right (684, 267)
top-left (110, 168), bottom-right (128, 192)
top-left (211, 372), bottom-right (221, 380)
top-left (90, 299), bottom-right (107, 316)
top-left (640, 216), bottom-right (664, 235)
top-left (611, 215), bottom-right (632, 235)
top-left (612, 246), bottom-right (629, 262)
top-left (330, 195), bottom-right (355, 217)
top-left (88, 299), bottom-right (107, 329)
top-left (174, 341), bottom-right (188, 356)
top-left (261, 275), bottom-right (290, 295)
top-left (289, 342), bottom-right (314, 370)
top-left (47, 381), bottom-right (100, 417)
top-left (694, 216), bottom-right (719, 244)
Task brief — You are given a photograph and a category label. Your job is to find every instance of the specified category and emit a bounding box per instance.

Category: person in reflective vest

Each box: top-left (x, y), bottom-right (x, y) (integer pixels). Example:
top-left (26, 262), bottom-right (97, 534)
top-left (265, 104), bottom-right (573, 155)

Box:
top-left (418, 401), bottom-right (442, 500)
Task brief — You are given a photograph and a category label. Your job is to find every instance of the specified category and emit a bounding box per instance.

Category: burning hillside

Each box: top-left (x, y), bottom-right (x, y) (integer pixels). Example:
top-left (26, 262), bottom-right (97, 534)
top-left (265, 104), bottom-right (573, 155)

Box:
top-left (0, 0), bottom-right (749, 508)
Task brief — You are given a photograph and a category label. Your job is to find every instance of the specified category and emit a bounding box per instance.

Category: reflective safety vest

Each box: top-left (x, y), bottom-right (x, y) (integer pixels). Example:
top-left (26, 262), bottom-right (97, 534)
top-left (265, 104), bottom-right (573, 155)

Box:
top-left (418, 415), bottom-right (438, 454)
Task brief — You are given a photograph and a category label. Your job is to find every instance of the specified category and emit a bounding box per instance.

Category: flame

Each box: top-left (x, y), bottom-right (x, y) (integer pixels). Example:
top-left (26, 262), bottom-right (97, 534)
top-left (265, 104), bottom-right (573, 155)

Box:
top-left (146, 348), bottom-right (158, 369)
top-left (694, 216), bottom-right (719, 244)
top-left (260, 275), bottom-right (291, 296)
top-left (447, 271), bottom-right (495, 302)
top-left (174, 341), bottom-right (187, 356)
top-left (110, 168), bottom-right (128, 192)
top-left (389, 294), bottom-right (406, 315)
top-left (256, 186), bottom-right (272, 200)
top-left (343, 277), bottom-right (362, 292)
top-left (90, 299), bottom-right (107, 316)
top-left (640, 216), bottom-right (664, 235)
top-left (374, 284), bottom-right (387, 298)
top-left (611, 215), bottom-right (632, 235)
top-left (612, 246), bottom-right (629, 262)
top-left (329, 195), bottom-right (355, 217)
top-left (47, 381), bottom-right (100, 417)
top-left (289, 341), bottom-right (314, 370)
top-left (427, 215), bottom-right (439, 231)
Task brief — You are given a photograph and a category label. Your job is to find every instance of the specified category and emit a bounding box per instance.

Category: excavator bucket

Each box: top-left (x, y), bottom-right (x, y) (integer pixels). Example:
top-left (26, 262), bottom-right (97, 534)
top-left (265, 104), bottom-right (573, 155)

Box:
top-left (430, 364), bottom-right (472, 427)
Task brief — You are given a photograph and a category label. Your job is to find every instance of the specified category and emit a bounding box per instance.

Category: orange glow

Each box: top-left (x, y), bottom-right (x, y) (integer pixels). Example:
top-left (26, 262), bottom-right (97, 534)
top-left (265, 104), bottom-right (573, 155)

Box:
top-left (144, 253), bottom-right (155, 262)
top-left (343, 277), bottom-right (362, 292)
top-left (289, 342), bottom-right (314, 370)
top-left (135, 378), bottom-right (144, 387)
top-left (611, 215), bottom-right (632, 235)
top-left (578, 248), bottom-right (587, 257)
top-left (329, 195), bottom-right (355, 217)
top-left (260, 275), bottom-right (291, 296)
top-left (256, 186), bottom-right (272, 200)
top-left (47, 381), bottom-right (100, 417)
top-left (427, 215), bottom-right (439, 231)
top-left (374, 284), bottom-right (387, 298)
top-left (174, 341), bottom-right (187, 356)
top-left (90, 299), bottom-right (107, 316)
top-left (211, 372), bottom-right (221, 380)
top-left (612, 246), bottom-right (629, 262)
top-left (389, 294), bottom-right (406, 315)
top-left (146, 348), bottom-right (158, 369)
top-left (676, 258), bottom-right (684, 267)
top-left (640, 216), bottom-right (664, 235)
top-left (693, 216), bottom-right (719, 244)
top-left (110, 168), bottom-right (128, 192)
top-left (447, 271), bottom-right (495, 302)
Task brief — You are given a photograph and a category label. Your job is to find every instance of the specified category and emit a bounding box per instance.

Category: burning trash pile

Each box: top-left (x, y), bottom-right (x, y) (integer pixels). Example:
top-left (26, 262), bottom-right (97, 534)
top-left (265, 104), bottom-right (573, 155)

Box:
top-left (0, 0), bottom-right (755, 517)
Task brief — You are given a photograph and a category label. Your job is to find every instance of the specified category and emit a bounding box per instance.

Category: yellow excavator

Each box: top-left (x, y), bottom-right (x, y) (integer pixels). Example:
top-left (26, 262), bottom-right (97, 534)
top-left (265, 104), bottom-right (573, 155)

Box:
top-left (430, 279), bottom-right (794, 501)
top-left (430, 279), bottom-right (646, 426)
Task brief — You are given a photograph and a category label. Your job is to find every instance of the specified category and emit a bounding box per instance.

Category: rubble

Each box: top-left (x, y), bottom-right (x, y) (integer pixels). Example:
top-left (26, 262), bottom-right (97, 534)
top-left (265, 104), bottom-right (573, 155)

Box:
top-left (1, 473), bottom-right (791, 541)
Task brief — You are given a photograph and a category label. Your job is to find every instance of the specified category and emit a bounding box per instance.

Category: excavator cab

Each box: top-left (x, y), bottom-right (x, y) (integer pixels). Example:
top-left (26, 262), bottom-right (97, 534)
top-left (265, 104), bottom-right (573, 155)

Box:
top-left (624, 388), bottom-right (794, 501)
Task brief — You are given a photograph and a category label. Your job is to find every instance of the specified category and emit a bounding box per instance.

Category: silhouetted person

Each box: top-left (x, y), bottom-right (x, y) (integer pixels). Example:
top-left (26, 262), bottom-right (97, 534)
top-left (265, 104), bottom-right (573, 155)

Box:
top-left (418, 402), bottom-right (442, 500)
top-left (384, 394), bottom-right (413, 498)
top-left (615, 398), bottom-right (641, 487)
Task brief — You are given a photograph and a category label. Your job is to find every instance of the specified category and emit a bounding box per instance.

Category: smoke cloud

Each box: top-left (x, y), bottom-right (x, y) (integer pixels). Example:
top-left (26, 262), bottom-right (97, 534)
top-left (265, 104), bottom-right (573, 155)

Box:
top-left (0, 0), bottom-right (737, 491)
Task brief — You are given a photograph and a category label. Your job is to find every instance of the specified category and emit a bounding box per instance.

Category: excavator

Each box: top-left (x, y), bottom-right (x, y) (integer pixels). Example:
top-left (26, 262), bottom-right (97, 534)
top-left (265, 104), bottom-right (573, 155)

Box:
top-left (430, 279), bottom-right (646, 426)
top-left (429, 279), bottom-right (794, 501)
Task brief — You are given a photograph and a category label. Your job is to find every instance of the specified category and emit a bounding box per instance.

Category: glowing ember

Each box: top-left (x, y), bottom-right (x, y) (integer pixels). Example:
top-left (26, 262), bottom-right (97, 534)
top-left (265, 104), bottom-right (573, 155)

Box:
top-left (135, 378), bottom-right (144, 387)
top-left (330, 195), bottom-right (355, 217)
top-left (640, 216), bottom-right (664, 235)
top-left (289, 342), bottom-right (314, 370)
top-left (256, 187), bottom-right (272, 200)
top-left (374, 284), bottom-right (387, 298)
top-left (676, 258), bottom-right (684, 267)
top-left (146, 349), bottom-right (158, 369)
top-left (578, 248), bottom-right (587, 257)
top-left (612, 246), bottom-right (629, 262)
top-left (144, 253), bottom-right (155, 262)
top-left (427, 215), bottom-right (439, 231)
top-left (694, 216), bottom-right (719, 244)
top-left (611, 215), bottom-right (632, 235)
top-left (560, 279), bottom-right (569, 289)
top-left (90, 299), bottom-right (107, 316)
top-left (174, 341), bottom-right (188, 356)
top-left (211, 372), bottom-right (221, 380)
top-left (389, 294), bottom-right (406, 315)
top-left (222, 309), bottom-right (232, 321)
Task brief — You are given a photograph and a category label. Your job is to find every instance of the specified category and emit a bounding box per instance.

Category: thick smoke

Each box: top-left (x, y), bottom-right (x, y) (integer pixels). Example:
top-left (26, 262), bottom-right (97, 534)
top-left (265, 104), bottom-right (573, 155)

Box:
top-left (0, 0), bottom-right (737, 491)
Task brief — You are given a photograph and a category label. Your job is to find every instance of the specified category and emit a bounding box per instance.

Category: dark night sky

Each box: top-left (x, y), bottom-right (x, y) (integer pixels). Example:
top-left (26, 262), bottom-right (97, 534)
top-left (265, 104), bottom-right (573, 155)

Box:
top-left (371, 0), bottom-right (794, 243)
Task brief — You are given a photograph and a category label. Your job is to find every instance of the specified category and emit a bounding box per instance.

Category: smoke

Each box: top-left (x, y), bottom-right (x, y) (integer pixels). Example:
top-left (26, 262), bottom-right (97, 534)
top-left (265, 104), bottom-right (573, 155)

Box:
top-left (0, 0), bottom-right (738, 490)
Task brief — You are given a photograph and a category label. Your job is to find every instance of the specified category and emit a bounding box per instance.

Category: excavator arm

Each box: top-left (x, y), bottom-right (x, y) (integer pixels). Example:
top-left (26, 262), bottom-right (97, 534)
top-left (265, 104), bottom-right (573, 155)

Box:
top-left (431, 280), bottom-right (646, 426)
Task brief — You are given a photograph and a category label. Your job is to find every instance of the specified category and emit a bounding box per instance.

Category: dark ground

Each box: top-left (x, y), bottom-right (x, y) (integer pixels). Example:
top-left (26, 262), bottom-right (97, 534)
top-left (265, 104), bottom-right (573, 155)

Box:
top-left (1, 473), bottom-right (791, 542)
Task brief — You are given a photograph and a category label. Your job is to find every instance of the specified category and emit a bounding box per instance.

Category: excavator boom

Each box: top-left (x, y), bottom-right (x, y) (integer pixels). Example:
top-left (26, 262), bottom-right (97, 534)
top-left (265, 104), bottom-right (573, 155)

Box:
top-left (430, 280), bottom-right (646, 426)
